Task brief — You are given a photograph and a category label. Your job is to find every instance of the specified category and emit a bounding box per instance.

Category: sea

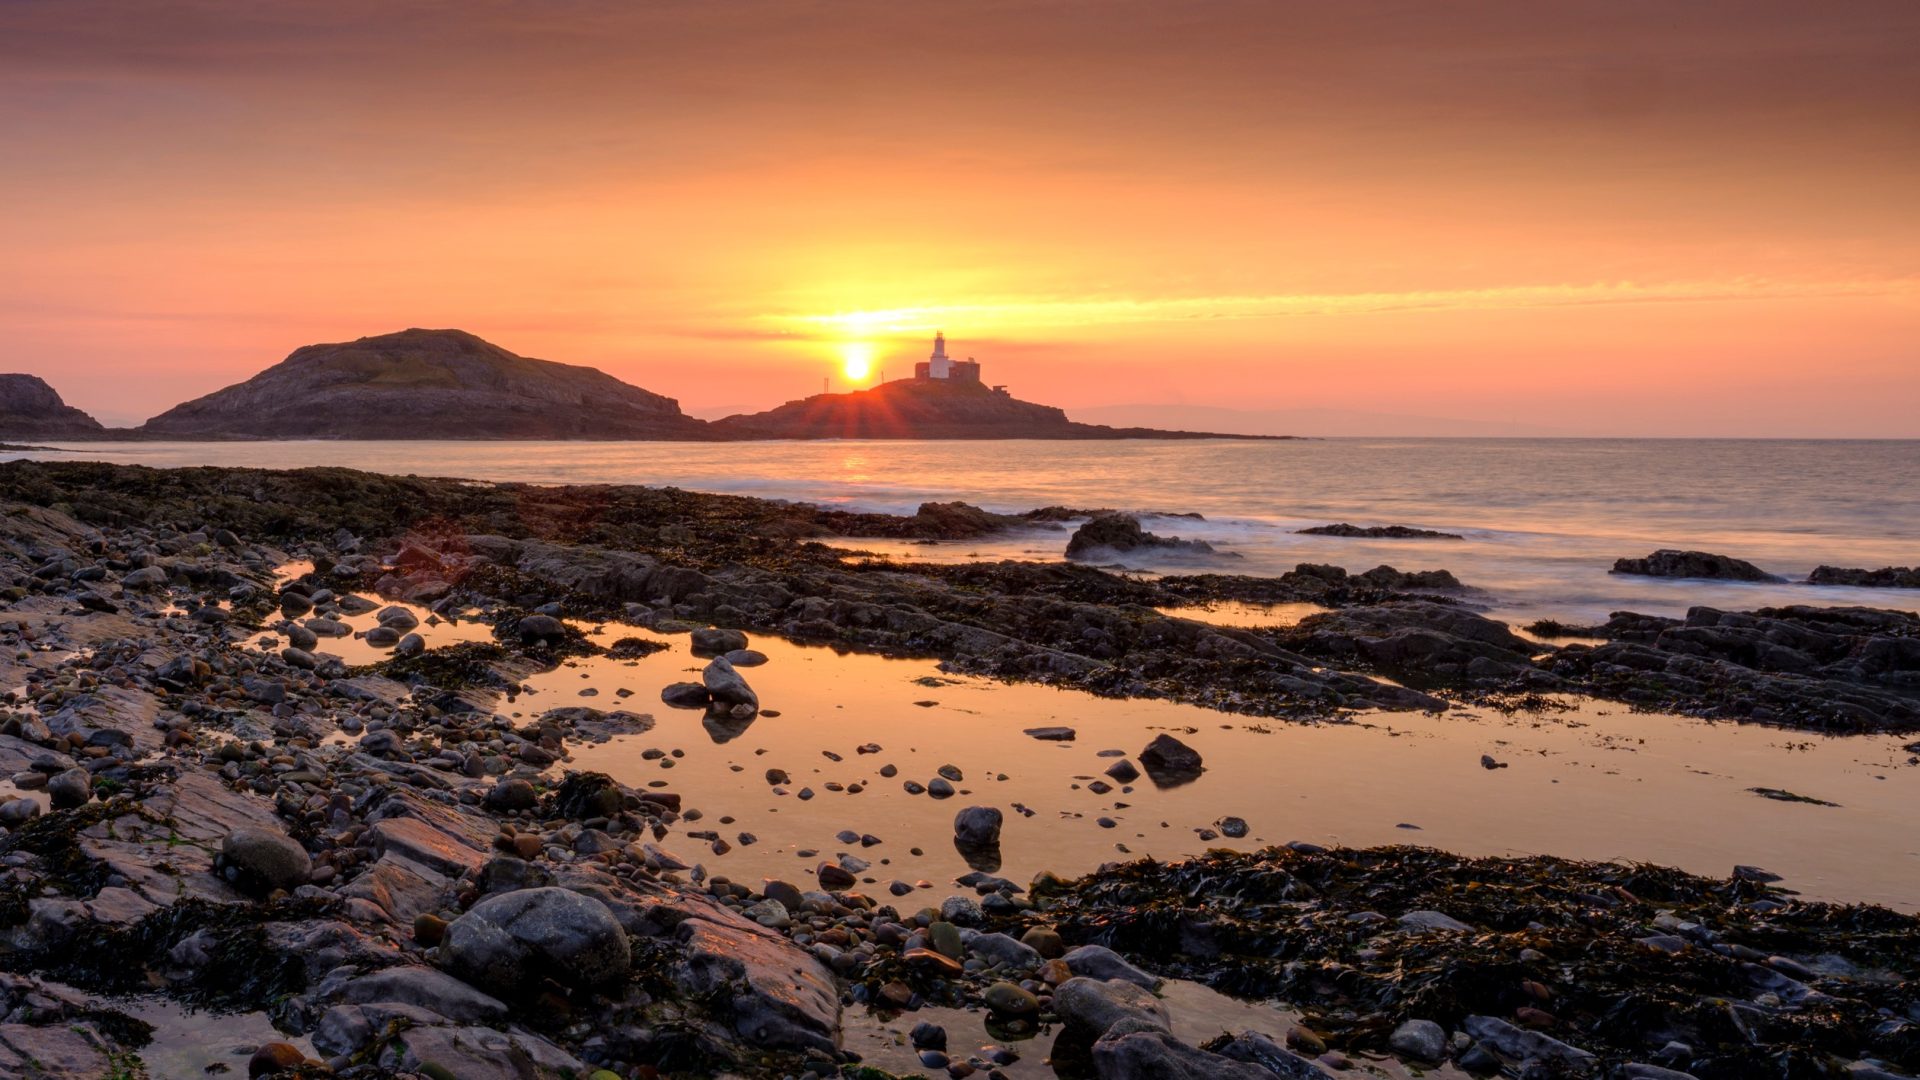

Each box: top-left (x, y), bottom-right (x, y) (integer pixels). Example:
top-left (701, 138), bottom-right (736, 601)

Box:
top-left (15, 437), bottom-right (1918, 627)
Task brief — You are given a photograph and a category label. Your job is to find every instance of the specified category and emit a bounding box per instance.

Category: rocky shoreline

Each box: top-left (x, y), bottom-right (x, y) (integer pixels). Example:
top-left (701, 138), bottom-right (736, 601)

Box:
top-left (0, 460), bottom-right (1914, 1079)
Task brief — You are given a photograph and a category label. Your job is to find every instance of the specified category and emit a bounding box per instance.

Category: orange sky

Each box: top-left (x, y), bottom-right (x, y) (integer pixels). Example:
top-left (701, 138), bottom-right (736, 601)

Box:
top-left (1, 0), bottom-right (1916, 434)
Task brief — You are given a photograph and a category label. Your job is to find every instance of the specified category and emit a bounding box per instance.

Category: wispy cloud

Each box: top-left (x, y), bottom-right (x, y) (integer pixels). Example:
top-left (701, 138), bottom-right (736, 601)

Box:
top-left (774, 277), bottom-right (1916, 336)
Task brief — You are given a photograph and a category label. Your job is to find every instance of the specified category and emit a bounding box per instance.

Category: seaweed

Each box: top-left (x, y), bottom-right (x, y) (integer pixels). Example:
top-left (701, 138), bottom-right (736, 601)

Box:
top-left (546, 771), bottom-right (627, 820)
top-left (1027, 845), bottom-right (1920, 1076)
top-left (0, 896), bottom-right (331, 1012)
top-left (352, 640), bottom-right (512, 688)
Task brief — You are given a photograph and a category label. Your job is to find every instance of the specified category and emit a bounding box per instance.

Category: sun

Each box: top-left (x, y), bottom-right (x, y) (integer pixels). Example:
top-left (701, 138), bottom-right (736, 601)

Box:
top-left (840, 342), bottom-right (874, 382)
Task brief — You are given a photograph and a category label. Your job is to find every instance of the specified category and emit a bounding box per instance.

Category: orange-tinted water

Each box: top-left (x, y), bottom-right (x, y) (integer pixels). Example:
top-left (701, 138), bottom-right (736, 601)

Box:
top-left (509, 624), bottom-right (1920, 911)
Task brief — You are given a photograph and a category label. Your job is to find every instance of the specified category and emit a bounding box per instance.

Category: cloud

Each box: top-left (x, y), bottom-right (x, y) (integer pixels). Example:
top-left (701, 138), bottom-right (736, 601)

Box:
top-left (775, 277), bottom-right (1918, 336)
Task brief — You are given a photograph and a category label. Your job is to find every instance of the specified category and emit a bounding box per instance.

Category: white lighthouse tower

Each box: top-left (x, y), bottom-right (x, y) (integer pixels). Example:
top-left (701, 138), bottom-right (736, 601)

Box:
top-left (927, 331), bottom-right (952, 379)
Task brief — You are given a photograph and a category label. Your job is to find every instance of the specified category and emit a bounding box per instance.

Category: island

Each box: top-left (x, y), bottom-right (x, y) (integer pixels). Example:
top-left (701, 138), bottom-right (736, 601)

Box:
top-left (0, 329), bottom-right (1281, 442)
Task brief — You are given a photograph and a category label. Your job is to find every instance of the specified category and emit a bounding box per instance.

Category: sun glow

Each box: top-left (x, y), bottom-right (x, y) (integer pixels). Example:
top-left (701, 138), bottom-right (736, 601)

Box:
top-left (840, 342), bottom-right (874, 382)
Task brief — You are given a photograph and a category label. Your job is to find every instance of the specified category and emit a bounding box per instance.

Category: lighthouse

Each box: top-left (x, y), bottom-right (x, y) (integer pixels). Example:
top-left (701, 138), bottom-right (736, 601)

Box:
top-left (912, 332), bottom-right (984, 383)
top-left (928, 331), bottom-right (951, 379)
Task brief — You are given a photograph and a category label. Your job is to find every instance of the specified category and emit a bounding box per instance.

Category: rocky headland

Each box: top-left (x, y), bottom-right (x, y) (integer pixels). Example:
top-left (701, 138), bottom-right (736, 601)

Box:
top-left (0, 375), bottom-right (107, 440)
top-left (136, 329), bottom-right (713, 441)
top-left (709, 379), bottom-right (1272, 441)
top-left (0, 460), bottom-right (1914, 1079)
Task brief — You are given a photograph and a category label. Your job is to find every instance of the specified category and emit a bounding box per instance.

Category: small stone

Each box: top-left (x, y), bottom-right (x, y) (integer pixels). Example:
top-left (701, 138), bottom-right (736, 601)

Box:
top-left (414, 912), bottom-right (449, 946)
top-left (1020, 926), bottom-right (1065, 958)
top-left (984, 980), bottom-right (1040, 1016)
top-left (910, 1021), bottom-right (948, 1050)
top-left (1390, 1018), bottom-right (1448, 1062)
top-left (249, 1042), bottom-right (307, 1078)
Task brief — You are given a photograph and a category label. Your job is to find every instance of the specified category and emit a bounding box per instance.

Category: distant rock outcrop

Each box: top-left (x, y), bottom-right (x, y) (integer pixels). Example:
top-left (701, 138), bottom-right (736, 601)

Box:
top-left (138, 328), bottom-right (710, 440)
top-left (1065, 513), bottom-right (1217, 560)
top-left (1810, 566), bottom-right (1920, 589)
top-left (0, 374), bottom-right (105, 438)
top-left (709, 379), bottom-right (1269, 440)
top-left (1298, 523), bottom-right (1462, 539)
top-left (1611, 549), bottom-right (1783, 582)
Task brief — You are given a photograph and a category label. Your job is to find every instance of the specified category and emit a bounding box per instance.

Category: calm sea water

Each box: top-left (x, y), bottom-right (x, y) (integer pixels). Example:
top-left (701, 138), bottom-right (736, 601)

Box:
top-left (17, 438), bottom-right (1920, 625)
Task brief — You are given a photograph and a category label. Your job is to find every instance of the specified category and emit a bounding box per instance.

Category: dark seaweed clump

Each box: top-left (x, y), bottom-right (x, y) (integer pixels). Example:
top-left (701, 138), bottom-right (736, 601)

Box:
top-left (1031, 845), bottom-right (1920, 1079)
top-left (2, 897), bottom-right (332, 1014)
top-left (352, 640), bottom-right (512, 688)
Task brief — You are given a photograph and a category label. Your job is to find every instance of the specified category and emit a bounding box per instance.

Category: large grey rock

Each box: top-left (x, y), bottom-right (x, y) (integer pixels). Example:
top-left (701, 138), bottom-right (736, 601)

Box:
top-left (1463, 1014), bottom-right (1596, 1066)
top-left (1389, 1018), bottom-right (1447, 1062)
top-left (691, 627), bottom-right (749, 654)
top-left (516, 613), bottom-right (567, 645)
top-left (968, 931), bottom-right (1040, 970)
top-left (702, 655), bottom-right (758, 710)
top-left (377, 605), bottom-right (420, 629)
top-left (440, 887), bottom-right (630, 996)
top-left (1137, 733), bottom-right (1204, 784)
top-left (1063, 944), bottom-right (1160, 988)
top-left (1213, 1031), bottom-right (1337, 1078)
top-left (674, 906), bottom-right (840, 1053)
top-left (46, 767), bottom-right (91, 810)
top-left (1051, 976), bottom-right (1169, 1037)
top-left (1066, 513), bottom-right (1215, 560)
top-left (219, 827), bottom-right (312, 894)
top-left (327, 965), bottom-right (509, 1024)
top-left (953, 805), bottom-right (1003, 847)
top-left (1092, 1025), bottom-right (1278, 1079)
top-left (378, 1022), bottom-right (586, 1079)
top-left (121, 565), bottom-right (169, 589)
top-left (1612, 549), bottom-right (1782, 582)
top-left (315, 1000), bottom-right (587, 1080)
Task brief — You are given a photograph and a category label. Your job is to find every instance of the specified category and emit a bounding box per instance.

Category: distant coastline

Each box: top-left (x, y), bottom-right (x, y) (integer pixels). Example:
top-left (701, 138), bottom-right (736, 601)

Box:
top-left (0, 328), bottom-right (1286, 443)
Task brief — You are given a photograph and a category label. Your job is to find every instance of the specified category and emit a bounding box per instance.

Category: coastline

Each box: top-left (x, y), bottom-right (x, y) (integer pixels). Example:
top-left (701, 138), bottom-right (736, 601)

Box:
top-left (0, 460), bottom-right (1913, 1078)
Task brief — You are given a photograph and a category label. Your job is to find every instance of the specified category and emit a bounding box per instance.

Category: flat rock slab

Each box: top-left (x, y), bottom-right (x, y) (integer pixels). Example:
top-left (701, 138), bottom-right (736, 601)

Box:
top-left (371, 817), bottom-right (489, 879)
top-left (79, 768), bottom-right (263, 905)
top-left (673, 904), bottom-right (841, 1054)
top-left (0, 1022), bottom-right (116, 1079)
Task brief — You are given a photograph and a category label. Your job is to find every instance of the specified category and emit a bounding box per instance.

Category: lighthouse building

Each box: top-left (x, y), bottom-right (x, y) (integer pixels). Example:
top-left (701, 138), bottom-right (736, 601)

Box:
top-left (912, 332), bottom-right (982, 384)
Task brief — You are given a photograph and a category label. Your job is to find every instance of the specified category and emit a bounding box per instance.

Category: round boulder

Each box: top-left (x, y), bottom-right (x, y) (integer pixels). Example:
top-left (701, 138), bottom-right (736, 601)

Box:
top-left (220, 827), bottom-right (313, 894)
top-left (46, 767), bottom-right (92, 810)
top-left (953, 806), bottom-right (1003, 848)
top-left (516, 614), bottom-right (568, 646)
top-left (690, 627), bottom-right (749, 655)
top-left (440, 886), bottom-right (630, 996)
